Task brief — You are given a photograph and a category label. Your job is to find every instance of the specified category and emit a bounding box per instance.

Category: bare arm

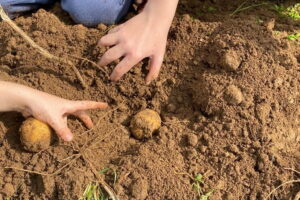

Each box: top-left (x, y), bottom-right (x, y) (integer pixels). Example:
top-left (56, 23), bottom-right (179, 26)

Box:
top-left (0, 81), bottom-right (108, 141)
top-left (98, 0), bottom-right (179, 84)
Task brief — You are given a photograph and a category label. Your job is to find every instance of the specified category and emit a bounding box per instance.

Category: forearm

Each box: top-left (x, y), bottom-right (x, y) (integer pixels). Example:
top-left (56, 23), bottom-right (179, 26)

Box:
top-left (0, 81), bottom-right (34, 113)
top-left (144, 0), bottom-right (179, 29)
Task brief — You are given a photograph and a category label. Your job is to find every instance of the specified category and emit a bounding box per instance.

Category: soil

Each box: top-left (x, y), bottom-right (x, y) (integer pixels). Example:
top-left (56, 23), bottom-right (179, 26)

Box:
top-left (0, 0), bottom-right (300, 199)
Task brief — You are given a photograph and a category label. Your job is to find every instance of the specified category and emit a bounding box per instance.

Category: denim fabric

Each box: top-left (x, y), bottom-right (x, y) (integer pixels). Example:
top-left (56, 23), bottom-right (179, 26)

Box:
top-left (0, 0), bottom-right (133, 26)
top-left (61, 0), bottom-right (133, 26)
top-left (0, 0), bottom-right (55, 18)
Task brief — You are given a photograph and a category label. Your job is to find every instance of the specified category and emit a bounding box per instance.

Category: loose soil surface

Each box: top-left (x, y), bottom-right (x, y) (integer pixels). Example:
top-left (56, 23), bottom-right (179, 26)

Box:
top-left (0, 0), bottom-right (299, 199)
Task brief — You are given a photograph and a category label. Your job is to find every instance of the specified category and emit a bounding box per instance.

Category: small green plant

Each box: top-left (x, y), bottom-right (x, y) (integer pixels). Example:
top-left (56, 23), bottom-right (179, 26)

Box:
top-left (80, 168), bottom-right (117, 200)
top-left (286, 32), bottom-right (300, 41)
top-left (273, 3), bottom-right (300, 20)
top-left (99, 168), bottom-right (117, 185)
top-left (192, 174), bottom-right (214, 200)
top-left (256, 18), bottom-right (264, 24)
top-left (207, 6), bottom-right (216, 12)
top-left (80, 183), bottom-right (108, 200)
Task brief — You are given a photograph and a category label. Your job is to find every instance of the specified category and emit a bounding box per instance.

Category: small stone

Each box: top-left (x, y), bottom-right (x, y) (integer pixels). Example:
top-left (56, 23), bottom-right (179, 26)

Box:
top-left (224, 85), bottom-right (243, 105)
top-left (187, 134), bottom-right (198, 147)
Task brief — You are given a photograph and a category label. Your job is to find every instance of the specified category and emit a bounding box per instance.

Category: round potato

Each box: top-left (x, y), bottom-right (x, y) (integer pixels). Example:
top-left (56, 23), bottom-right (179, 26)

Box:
top-left (20, 118), bottom-right (53, 152)
top-left (130, 109), bottom-right (161, 140)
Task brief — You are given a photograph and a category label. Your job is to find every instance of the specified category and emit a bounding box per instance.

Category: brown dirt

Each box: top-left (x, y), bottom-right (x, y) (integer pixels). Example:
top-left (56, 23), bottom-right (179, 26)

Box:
top-left (0, 0), bottom-right (300, 199)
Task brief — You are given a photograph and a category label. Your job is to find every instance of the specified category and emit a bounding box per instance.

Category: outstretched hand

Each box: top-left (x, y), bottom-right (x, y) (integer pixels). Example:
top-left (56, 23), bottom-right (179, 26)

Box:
top-left (22, 93), bottom-right (108, 142)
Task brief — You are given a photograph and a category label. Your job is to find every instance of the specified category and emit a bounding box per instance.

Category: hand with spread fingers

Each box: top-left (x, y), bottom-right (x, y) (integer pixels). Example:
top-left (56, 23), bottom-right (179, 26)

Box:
top-left (98, 0), bottom-right (179, 84)
top-left (0, 81), bottom-right (108, 141)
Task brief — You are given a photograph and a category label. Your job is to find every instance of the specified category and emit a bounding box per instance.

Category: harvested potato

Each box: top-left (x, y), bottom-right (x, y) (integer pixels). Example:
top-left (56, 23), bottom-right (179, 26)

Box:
top-left (130, 109), bottom-right (161, 140)
top-left (20, 118), bottom-right (53, 152)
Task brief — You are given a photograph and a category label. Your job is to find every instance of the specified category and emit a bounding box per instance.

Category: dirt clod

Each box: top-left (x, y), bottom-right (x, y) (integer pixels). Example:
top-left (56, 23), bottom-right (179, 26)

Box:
top-left (187, 134), bottom-right (198, 147)
top-left (224, 85), bottom-right (243, 105)
top-left (220, 50), bottom-right (241, 71)
top-left (1, 183), bottom-right (15, 196)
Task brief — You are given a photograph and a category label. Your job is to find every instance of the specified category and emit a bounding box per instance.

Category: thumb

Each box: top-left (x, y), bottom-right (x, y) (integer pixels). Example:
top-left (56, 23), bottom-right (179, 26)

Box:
top-left (52, 121), bottom-right (74, 142)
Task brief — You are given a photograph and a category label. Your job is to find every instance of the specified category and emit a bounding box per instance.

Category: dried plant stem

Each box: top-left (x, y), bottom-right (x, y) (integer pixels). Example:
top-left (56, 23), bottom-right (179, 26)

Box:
top-left (5, 154), bottom-right (81, 176)
top-left (0, 5), bottom-right (87, 89)
top-left (264, 179), bottom-right (300, 200)
top-left (82, 154), bottom-right (119, 200)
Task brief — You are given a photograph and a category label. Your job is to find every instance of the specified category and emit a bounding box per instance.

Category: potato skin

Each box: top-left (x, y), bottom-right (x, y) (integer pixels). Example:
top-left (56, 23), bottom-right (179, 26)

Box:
top-left (130, 109), bottom-right (161, 140)
top-left (20, 118), bottom-right (53, 152)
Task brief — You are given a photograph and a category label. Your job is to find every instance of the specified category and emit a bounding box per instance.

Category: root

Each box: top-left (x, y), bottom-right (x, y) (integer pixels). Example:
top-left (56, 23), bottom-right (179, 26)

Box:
top-left (68, 54), bottom-right (109, 78)
top-left (264, 179), bottom-right (300, 200)
top-left (82, 153), bottom-right (119, 200)
top-left (5, 154), bottom-right (81, 176)
top-left (0, 5), bottom-right (87, 89)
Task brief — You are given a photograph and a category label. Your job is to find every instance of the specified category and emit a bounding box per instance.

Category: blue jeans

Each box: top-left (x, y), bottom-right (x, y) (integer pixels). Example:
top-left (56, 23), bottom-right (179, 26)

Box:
top-left (0, 0), bottom-right (133, 26)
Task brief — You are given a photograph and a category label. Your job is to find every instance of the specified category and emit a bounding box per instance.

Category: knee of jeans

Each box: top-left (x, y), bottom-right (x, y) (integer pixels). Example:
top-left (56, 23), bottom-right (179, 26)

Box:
top-left (61, 0), bottom-right (132, 27)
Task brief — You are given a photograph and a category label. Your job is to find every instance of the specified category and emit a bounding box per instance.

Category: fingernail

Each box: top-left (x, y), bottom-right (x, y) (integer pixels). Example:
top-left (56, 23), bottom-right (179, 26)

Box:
top-left (64, 134), bottom-right (73, 142)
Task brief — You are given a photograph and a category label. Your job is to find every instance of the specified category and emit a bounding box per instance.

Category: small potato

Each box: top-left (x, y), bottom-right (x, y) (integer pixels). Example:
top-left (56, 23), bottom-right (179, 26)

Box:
top-left (130, 109), bottom-right (161, 140)
top-left (20, 118), bottom-right (53, 152)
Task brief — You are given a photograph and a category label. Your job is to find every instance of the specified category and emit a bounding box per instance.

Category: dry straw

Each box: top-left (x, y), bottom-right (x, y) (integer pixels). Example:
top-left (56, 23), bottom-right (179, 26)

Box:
top-left (0, 5), bottom-right (87, 88)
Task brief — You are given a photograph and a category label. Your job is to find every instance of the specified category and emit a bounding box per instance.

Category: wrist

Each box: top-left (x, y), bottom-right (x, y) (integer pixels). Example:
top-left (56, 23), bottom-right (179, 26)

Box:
top-left (143, 0), bottom-right (178, 29)
top-left (0, 81), bottom-right (33, 113)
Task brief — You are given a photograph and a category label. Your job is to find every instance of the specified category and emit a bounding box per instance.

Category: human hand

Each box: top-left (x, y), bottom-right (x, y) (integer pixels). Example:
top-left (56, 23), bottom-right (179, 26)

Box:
top-left (98, 0), bottom-right (174, 84)
top-left (21, 91), bottom-right (108, 142)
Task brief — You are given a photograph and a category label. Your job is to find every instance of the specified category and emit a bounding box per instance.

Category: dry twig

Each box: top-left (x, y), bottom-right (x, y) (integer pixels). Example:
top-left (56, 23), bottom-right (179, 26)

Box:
top-left (0, 5), bottom-right (87, 88)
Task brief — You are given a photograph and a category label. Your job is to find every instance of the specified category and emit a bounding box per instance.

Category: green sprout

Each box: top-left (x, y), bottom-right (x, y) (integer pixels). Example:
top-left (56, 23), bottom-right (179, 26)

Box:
top-left (273, 3), bottom-right (300, 20)
top-left (80, 168), bottom-right (117, 200)
top-left (286, 33), bottom-right (300, 41)
top-left (207, 6), bottom-right (216, 12)
top-left (256, 18), bottom-right (264, 24)
top-left (80, 183), bottom-right (108, 200)
top-left (192, 174), bottom-right (214, 200)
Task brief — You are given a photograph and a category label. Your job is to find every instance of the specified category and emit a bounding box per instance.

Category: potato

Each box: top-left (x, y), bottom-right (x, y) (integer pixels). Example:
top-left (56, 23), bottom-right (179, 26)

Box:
top-left (20, 118), bottom-right (53, 152)
top-left (130, 109), bottom-right (161, 140)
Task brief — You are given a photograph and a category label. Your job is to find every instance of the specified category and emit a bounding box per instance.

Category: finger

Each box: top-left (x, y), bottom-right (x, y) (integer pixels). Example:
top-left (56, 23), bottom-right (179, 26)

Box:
top-left (98, 32), bottom-right (118, 47)
top-left (67, 101), bottom-right (108, 113)
top-left (73, 111), bottom-right (94, 129)
top-left (110, 56), bottom-right (140, 81)
top-left (146, 54), bottom-right (164, 84)
top-left (98, 45), bottom-right (124, 67)
top-left (51, 121), bottom-right (73, 142)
